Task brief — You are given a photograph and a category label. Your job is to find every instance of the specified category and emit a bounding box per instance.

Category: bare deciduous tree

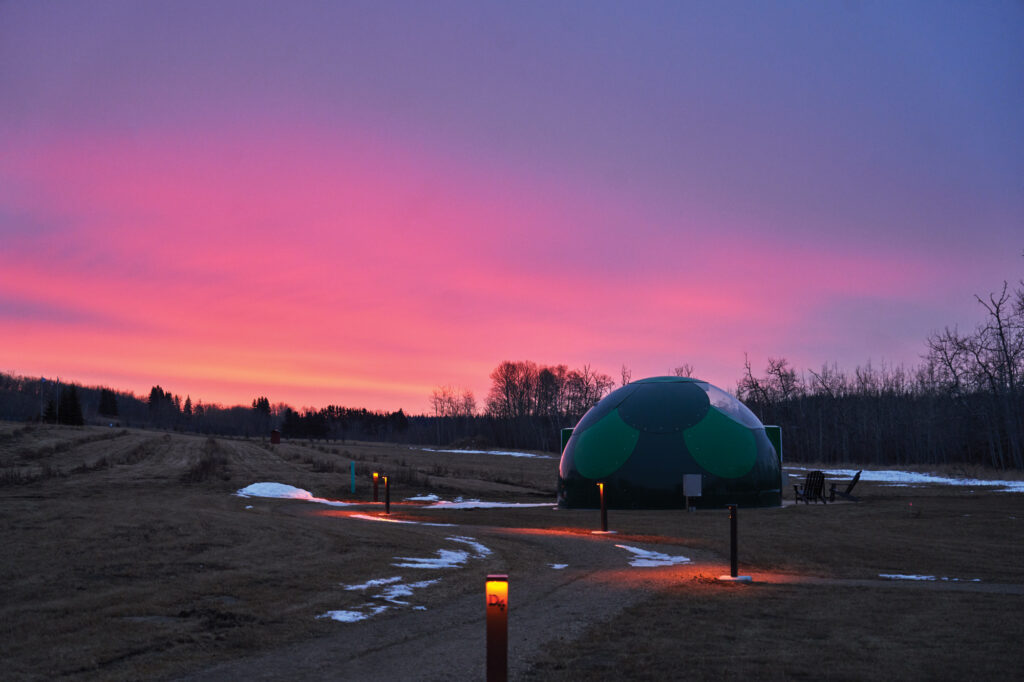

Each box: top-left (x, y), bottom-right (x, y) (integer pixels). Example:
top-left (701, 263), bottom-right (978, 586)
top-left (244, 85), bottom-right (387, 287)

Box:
top-left (673, 363), bottom-right (695, 378)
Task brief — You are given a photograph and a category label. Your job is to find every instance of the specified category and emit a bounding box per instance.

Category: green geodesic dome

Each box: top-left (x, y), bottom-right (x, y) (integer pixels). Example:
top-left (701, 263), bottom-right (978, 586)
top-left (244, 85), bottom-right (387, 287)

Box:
top-left (557, 376), bottom-right (781, 509)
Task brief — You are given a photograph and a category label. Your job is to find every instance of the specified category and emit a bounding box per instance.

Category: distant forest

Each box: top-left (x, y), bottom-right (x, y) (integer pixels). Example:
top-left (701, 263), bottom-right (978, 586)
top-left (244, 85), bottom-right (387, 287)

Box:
top-left (1, 279), bottom-right (1021, 469)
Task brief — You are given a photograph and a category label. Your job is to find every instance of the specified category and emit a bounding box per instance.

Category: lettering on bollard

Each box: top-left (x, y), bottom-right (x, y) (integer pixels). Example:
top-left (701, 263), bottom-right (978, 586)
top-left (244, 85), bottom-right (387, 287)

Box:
top-left (487, 593), bottom-right (506, 612)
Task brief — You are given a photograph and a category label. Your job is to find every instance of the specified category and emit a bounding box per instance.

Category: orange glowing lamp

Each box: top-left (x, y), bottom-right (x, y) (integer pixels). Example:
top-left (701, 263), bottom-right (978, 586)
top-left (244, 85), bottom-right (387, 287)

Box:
top-left (486, 574), bottom-right (508, 682)
top-left (372, 472), bottom-right (379, 502)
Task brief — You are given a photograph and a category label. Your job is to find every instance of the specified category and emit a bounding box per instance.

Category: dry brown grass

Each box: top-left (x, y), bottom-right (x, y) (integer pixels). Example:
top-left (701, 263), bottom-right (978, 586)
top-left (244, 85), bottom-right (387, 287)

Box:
top-left (1, 423), bottom-right (1022, 680)
top-left (526, 581), bottom-right (1024, 681)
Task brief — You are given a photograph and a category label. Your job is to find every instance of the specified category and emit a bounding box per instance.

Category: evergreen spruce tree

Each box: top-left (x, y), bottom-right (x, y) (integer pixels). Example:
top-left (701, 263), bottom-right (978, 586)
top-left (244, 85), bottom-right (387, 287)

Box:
top-left (43, 400), bottom-right (57, 423)
top-left (148, 386), bottom-right (166, 413)
top-left (98, 388), bottom-right (119, 417)
top-left (58, 385), bottom-right (85, 425)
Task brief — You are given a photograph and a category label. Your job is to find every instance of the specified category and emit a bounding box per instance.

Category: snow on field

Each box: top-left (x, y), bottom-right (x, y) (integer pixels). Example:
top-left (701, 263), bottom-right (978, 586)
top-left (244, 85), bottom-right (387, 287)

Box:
top-left (343, 577), bottom-right (402, 591)
top-left (415, 447), bottom-right (554, 459)
top-left (550, 563), bottom-right (569, 570)
top-left (392, 535), bottom-right (491, 568)
top-left (322, 536), bottom-right (490, 623)
top-left (318, 605), bottom-right (389, 623)
top-left (785, 467), bottom-right (1024, 493)
top-left (425, 497), bottom-right (553, 509)
top-left (616, 544), bottom-right (691, 567)
top-left (376, 579), bottom-right (440, 605)
top-left (321, 573), bottom-right (450, 622)
top-left (447, 535), bottom-right (492, 557)
top-left (879, 574), bottom-right (981, 582)
top-left (323, 576), bottom-right (443, 623)
top-left (393, 548), bottom-right (470, 569)
top-left (234, 482), bottom-right (550, 517)
top-left (235, 482), bottom-right (351, 506)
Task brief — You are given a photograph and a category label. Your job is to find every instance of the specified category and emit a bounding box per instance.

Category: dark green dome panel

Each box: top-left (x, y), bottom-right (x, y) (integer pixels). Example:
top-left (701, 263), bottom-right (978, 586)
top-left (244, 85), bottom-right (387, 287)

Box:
top-left (573, 409), bottom-right (640, 480)
top-left (557, 376), bottom-right (781, 509)
top-left (684, 406), bottom-right (757, 479)
top-left (618, 380), bottom-right (709, 433)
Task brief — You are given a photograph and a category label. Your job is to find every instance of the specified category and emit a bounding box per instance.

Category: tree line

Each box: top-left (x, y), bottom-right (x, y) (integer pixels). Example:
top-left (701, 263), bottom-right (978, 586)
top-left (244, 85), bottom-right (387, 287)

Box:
top-left (0, 375), bottom-right (415, 442)
top-left (737, 281), bottom-right (1023, 469)
top-left (424, 361), bottom-right (616, 450)
top-left (420, 279), bottom-right (1023, 468)
top-left (279, 405), bottom-right (410, 441)
top-left (1, 276), bottom-right (1020, 467)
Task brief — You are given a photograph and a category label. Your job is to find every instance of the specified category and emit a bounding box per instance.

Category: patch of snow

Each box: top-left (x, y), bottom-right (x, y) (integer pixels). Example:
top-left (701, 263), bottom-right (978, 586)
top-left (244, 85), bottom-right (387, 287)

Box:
top-left (245, 505), bottom-right (253, 509)
top-left (317, 609), bottom-right (370, 623)
top-left (426, 499), bottom-right (553, 509)
top-left (393, 548), bottom-right (470, 569)
top-left (405, 494), bottom-right (440, 502)
top-left (317, 604), bottom-right (389, 623)
top-left (880, 573), bottom-right (981, 582)
top-left (615, 544), bottom-right (691, 568)
top-left (785, 468), bottom-right (1024, 493)
top-left (447, 536), bottom-right (491, 558)
top-left (325, 578), bottom-right (440, 622)
top-left (235, 482), bottom-right (350, 506)
top-left (415, 447), bottom-right (554, 459)
top-left (343, 576), bottom-right (402, 591)
top-left (550, 564), bottom-right (569, 570)
top-left (375, 579), bottom-right (439, 605)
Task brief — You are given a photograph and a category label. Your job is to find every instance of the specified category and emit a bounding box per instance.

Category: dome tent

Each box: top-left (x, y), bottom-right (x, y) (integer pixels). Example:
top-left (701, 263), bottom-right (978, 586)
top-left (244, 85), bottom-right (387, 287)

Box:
top-left (557, 376), bottom-right (781, 509)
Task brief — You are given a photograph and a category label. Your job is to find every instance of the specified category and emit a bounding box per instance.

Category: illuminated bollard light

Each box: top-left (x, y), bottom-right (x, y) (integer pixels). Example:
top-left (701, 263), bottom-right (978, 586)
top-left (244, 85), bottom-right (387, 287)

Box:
top-left (590, 482), bottom-right (615, 535)
top-left (373, 472), bottom-right (379, 502)
top-left (384, 475), bottom-right (390, 514)
top-left (486, 574), bottom-right (508, 682)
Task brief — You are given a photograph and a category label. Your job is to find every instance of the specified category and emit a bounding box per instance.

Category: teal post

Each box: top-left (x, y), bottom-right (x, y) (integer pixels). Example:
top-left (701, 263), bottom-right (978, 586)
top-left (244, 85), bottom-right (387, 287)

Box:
top-left (350, 461), bottom-right (355, 494)
top-left (764, 426), bottom-right (783, 500)
top-left (764, 425), bottom-right (782, 462)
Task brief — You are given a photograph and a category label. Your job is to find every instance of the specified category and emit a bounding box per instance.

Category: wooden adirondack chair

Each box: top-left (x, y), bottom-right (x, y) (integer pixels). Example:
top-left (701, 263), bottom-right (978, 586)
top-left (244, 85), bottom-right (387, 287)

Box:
top-left (793, 470), bottom-right (827, 504)
top-left (829, 470), bottom-right (862, 502)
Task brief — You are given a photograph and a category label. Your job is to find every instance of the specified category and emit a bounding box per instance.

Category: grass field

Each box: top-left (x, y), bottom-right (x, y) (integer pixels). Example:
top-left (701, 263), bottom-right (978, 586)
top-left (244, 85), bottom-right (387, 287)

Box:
top-left (1, 422), bottom-right (1022, 680)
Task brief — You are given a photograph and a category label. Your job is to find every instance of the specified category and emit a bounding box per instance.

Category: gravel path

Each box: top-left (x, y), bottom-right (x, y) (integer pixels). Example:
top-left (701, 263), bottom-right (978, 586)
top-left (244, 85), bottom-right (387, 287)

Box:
top-left (181, 523), bottom-right (713, 681)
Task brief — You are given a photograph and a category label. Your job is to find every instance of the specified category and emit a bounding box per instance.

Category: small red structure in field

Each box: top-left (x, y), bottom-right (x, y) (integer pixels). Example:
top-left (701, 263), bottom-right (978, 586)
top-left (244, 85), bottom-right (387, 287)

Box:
top-left (270, 429), bottom-right (281, 445)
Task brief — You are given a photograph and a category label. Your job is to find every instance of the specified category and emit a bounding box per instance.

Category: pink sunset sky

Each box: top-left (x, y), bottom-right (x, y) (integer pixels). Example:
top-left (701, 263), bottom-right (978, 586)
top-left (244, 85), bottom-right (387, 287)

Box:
top-left (1, 2), bottom-right (1022, 413)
